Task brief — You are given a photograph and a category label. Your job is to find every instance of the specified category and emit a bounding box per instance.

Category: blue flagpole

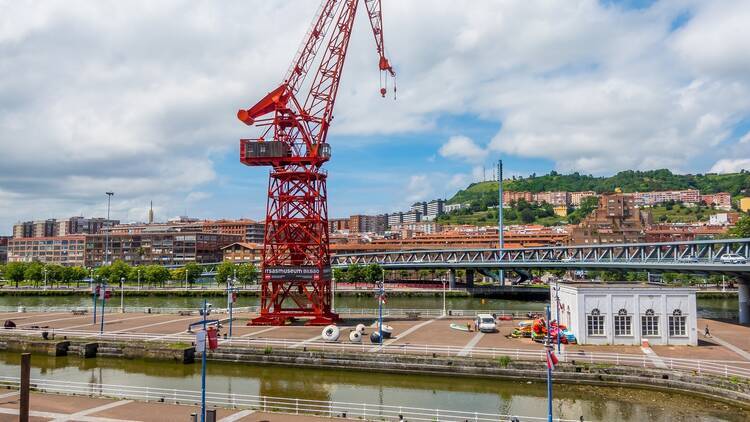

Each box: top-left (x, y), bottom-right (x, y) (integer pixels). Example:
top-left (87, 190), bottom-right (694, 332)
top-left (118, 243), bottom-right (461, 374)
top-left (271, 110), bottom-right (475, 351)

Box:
top-left (99, 283), bottom-right (106, 335)
top-left (546, 304), bottom-right (553, 422)
top-left (201, 299), bottom-right (207, 422)
top-left (378, 282), bottom-right (383, 345)
top-left (555, 281), bottom-right (561, 354)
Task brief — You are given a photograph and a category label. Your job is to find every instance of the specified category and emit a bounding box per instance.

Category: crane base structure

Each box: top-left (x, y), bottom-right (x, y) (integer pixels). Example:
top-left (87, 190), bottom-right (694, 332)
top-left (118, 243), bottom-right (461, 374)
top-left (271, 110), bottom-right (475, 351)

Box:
top-left (238, 0), bottom-right (395, 326)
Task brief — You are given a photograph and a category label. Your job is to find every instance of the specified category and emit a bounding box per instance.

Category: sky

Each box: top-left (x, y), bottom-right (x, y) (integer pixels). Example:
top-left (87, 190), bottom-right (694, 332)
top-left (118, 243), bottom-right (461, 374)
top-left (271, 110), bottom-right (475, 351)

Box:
top-left (1, 0), bottom-right (750, 233)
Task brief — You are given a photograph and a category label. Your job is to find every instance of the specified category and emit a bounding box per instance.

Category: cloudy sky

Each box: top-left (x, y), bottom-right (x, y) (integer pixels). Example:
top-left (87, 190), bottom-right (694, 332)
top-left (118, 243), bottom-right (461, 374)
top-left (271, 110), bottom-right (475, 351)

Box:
top-left (1, 0), bottom-right (749, 233)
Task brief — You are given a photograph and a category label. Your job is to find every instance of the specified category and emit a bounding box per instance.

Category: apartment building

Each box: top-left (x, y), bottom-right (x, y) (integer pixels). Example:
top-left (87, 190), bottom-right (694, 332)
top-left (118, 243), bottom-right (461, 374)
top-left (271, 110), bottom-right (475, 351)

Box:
top-left (0, 236), bottom-right (9, 264)
top-left (401, 210), bottom-right (422, 224)
top-left (410, 202), bottom-right (428, 215)
top-left (570, 191), bottom-right (597, 207)
top-left (533, 191), bottom-right (570, 206)
top-left (348, 214), bottom-right (388, 234)
top-left (7, 235), bottom-right (87, 266)
top-left (426, 200), bottom-right (445, 217)
top-left (389, 222), bottom-right (442, 235)
top-left (202, 219), bottom-right (265, 243)
top-left (444, 203), bottom-right (469, 213)
top-left (570, 194), bottom-right (651, 245)
top-left (502, 191), bottom-right (533, 206)
top-left (13, 217), bottom-right (118, 238)
top-left (701, 193), bottom-right (732, 210)
top-left (630, 189), bottom-right (700, 207)
top-left (222, 242), bottom-right (263, 263)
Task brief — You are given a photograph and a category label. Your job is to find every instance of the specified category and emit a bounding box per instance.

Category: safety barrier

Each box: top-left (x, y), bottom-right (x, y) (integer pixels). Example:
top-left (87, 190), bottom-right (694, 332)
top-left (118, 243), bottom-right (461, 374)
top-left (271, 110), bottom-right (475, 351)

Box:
top-left (0, 376), bottom-right (586, 421)
top-left (5, 327), bottom-right (749, 380)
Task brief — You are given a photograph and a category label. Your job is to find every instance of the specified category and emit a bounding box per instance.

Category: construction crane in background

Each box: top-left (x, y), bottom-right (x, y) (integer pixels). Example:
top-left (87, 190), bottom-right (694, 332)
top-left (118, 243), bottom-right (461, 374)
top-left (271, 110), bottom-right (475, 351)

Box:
top-left (237, 0), bottom-right (396, 325)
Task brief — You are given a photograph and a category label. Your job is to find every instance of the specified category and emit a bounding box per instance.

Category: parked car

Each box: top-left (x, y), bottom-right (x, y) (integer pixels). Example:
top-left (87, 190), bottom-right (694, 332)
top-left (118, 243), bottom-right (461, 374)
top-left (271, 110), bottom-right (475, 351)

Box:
top-left (719, 253), bottom-right (747, 264)
top-left (475, 314), bottom-right (498, 333)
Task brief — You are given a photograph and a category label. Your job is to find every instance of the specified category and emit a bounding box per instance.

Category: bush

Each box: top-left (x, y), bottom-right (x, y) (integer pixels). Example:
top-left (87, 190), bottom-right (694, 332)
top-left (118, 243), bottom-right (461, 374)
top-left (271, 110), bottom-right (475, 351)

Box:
top-left (496, 355), bottom-right (512, 368)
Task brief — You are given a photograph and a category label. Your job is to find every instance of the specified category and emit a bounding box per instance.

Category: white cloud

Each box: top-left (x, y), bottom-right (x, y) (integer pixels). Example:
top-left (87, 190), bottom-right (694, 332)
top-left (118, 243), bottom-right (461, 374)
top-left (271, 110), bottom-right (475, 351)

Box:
top-left (739, 132), bottom-right (750, 144)
top-left (438, 135), bottom-right (487, 163)
top-left (2, 0), bottom-right (750, 229)
top-left (710, 159), bottom-right (750, 174)
top-left (405, 175), bottom-right (433, 203)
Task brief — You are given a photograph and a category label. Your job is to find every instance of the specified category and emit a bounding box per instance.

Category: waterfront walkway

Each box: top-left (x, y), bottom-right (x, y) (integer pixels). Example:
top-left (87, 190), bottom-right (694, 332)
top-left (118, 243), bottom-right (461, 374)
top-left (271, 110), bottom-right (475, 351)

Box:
top-left (0, 391), bottom-right (336, 422)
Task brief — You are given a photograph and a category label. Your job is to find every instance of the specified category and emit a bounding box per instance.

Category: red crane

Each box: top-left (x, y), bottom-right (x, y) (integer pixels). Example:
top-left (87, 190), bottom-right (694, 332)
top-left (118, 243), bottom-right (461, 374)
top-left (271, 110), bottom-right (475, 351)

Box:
top-left (238, 0), bottom-right (395, 325)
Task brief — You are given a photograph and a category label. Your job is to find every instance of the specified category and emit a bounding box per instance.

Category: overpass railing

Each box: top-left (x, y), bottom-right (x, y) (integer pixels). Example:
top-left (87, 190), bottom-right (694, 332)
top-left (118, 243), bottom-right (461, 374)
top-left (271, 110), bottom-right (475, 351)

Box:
top-left (332, 238), bottom-right (750, 269)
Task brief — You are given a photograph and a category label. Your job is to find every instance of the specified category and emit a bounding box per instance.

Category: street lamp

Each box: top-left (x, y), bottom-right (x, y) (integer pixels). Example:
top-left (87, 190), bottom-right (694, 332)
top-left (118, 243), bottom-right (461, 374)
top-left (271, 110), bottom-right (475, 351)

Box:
top-left (497, 160), bottom-right (505, 287)
top-left (137, 268), bottom-right (141, 291)
top-left (105, 192), bottom-right (114, 266)
top-left (442, 276), bottom-right (447, 317)
top-left (120, 277), bottom-right (125, 313)
top-left (43, 267), bottom-right (48, 290)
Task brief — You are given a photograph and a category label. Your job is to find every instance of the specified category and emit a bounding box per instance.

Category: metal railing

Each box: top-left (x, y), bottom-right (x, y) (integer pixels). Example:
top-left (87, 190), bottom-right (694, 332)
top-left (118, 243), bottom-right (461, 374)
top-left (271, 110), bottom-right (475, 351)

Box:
top-left (0, 376), bottom-right (585, 422)
top-left (4, 328), bottom-right (749, 380)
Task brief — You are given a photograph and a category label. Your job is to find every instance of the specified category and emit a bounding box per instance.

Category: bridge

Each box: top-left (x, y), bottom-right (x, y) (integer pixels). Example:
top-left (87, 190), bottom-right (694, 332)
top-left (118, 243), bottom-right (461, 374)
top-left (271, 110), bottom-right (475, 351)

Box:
top-left (331, 238), bottom-right (750, 324)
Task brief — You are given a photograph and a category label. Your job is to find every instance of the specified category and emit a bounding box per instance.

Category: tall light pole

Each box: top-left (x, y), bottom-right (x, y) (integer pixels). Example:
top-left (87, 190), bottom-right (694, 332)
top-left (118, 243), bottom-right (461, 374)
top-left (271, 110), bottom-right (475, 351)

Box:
top-left (105, 192), bottom-right (114, 266)
top-left (120, 277), bottom-right (125, 313)
top-left (43, 267), bottom-right (48, 290)
top-left (442, 276), bottom-right (447, 317)
top-left (137, 268), bottom-right (141, 291)
top-left (497, 160), bottom-right (505, 287)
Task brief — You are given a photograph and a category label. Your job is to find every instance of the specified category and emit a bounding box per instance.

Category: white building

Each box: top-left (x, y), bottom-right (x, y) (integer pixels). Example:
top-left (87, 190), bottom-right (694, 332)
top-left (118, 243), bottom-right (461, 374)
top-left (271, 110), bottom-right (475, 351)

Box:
top-left (552, 283), bottom-right (697, 346)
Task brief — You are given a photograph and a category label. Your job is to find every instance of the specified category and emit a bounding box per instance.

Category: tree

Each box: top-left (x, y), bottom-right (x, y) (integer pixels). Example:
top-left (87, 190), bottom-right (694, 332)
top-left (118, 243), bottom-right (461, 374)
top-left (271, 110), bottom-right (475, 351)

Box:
top-left (108, 260), bottom-right (131, 284)
top-left (144, 265), bottom-right (170, 288)
top-left (214, 261), bottom-right (236, 286)
top-left (364, 263), bottom-right (383, 285)
top-left (24, 262), bottom-right (44, 287)
top-left (346, 264), bottom-right (365, 286)
top-left (236, 263), bottom-right (258, 287)
top-left (64, 266), bottom-right (89, 286)
top-left (95, 265), bottom-right (111, 283)
top-left (128, 266), bottom-right (145, 285)
top-left (333, 268), bottom-right (348, 284)
top-left (183, 262), bottom-right (203, 287)
top-left (520, 208), bottom-right (535, 224)
top-left (45, 264), bottom-right (65, 287)
top-left (4, 262), bottom-right (26, 288)
top-left (730, 215), bottom-right (750, 238)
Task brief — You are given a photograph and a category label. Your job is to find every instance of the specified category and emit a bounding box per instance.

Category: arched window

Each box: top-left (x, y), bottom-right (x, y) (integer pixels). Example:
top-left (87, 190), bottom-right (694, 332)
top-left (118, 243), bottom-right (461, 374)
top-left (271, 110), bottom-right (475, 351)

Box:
top-left (669, 309), bottom-right (686, 336)
top-left (587, 308), bottom-right (605, 336)
top-left (641, 308), bottom-right (659, 336)
top-left (615, 308), bottom-right (631, 336)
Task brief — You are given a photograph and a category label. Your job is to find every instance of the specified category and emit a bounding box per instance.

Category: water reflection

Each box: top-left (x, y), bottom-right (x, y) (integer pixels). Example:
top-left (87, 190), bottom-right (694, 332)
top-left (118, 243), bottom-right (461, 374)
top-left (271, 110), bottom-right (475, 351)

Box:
top-left (0, 352), bottom-right (746, 421)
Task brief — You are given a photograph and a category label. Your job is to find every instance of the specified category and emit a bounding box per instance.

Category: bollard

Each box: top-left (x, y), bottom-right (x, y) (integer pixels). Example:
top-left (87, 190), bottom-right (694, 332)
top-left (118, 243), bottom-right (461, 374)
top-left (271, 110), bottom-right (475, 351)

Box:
top-left (20, 353), bottom-right (30, 422)
top-left (206, 409), bottom-right (216, 422)
top-left (190, 413), bottom-right (197, 422)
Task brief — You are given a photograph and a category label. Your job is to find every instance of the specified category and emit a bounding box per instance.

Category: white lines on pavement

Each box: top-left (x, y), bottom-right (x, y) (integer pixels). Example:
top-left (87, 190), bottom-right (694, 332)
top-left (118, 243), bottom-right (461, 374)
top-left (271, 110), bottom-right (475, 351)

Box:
top-left (17, 313), bottom-right (90, 327)
top-left (60, 313), bottom-right (162, 330)
top-left (0, 407), bottom-right (138, 422)
top-left (709, 334), bottom-right (750, 362)
top-left (369, 317), bottom-right (441, 352)
top-left (217, 409), bottom-right (256, 422)
top-left (458, 331), bottom-right (485, 357)
top-left (0, 391), bottom-right (19, 399)
top-left (240, 326), bottom-right (280, 338)
top-left (50, 399), bottom-right (133, 422)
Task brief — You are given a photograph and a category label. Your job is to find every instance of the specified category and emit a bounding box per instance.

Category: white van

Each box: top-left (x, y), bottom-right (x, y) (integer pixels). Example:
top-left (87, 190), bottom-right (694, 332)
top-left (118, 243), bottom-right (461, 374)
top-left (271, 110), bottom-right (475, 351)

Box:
top-left (475, 314), bottom-right (497, 333)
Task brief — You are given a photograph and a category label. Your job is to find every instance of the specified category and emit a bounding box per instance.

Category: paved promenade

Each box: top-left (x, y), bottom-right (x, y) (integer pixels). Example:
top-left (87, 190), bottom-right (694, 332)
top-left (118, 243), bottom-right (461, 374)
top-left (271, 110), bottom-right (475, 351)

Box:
top-left (0, 391), bottom-right (340, 422)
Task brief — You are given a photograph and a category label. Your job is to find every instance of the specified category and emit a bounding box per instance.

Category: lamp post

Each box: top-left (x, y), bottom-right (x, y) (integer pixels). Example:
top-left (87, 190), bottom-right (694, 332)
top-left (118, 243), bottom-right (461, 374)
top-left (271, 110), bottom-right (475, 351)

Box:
top-left (554, 280), bottom-right (561, 353)
top-left (105, 192), bottom-right (114, 266)
top-left (120, 277), bottom-right (125, 313)
top-left (43, 267), bottom-right (48, 290)
top-left (497, 160), bottom-right (505, 287)
top-left (137, 268), bottom-right (141, 291)
top-left (442, 277), bottom-right (447, 317)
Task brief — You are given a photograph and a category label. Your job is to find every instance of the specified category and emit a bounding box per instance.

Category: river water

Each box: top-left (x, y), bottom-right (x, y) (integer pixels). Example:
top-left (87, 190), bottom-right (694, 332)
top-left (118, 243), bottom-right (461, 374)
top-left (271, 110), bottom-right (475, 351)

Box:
top-left (0, 295), bottom-right (739, 320)
top-left (0, 352), bottom-right (746, 422)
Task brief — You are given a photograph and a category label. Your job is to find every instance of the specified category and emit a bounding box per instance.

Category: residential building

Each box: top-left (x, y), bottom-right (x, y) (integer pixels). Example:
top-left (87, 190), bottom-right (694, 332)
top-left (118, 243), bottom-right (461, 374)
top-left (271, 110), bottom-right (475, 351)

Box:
top-left (12, 222), bottom-right (33, 238)
top-left (740, 197), bottom-right (750, 213)
top-left (701, 193), bottom-right (732, 210)
top-left (401, 210), bottom-right (422, 224)
top-left (328, 218), bottom-right (350, 233)
top-left (57, 217), bottom-right (119, 236)
top-left (202, 219), bottom-right (265, 243)
top-left (0, 236), bottom-right (9, 264)
top-left (389, 222), bottom-right (442, 235)
top-left (222, 242), bottom-right (263, 263)
top-left (569, 194), bottom-right (651, 245)
top-left (387, 212), bottom-right (403, 227)
top-left (348, 214), bottom-right (387, 234)
top-left (555, 283), bottom-right (697, 346)
top-left (645, 224), bottom-right (728, 242)
top-left (7, 235), bottom-right (87, 266)
top-left (410, 202), bottom-right (427, 215)
top-left (84, 232), bottom-right (241, 266)
top-left (631, 189), bottom-right (700, 207)
top-left (570, 191), bottom-right (597, 207)
top-left (502, 191), bottom-right (533, 206)
top-left (533, 191), bottom-right (569, 206)
top-left (32, 219), bottom-right (57, 238)
top-left (553, 205), bottom-right (568, 217)
top-left (444, 203), bottom-right (470, 213)
top-left (426, 200), bottom-right (445, 217)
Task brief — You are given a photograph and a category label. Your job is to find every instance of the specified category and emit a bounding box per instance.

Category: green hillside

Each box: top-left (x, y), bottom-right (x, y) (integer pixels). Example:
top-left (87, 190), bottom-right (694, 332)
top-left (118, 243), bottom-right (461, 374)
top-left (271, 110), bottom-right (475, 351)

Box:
top-left (448, 169), bottom-right (750, 206)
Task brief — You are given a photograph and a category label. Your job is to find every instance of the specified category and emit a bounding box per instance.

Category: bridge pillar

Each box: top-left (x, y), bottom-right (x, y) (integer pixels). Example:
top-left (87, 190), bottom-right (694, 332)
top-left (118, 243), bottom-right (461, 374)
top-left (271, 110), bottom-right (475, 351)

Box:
top-left (466, 269), bottom-right (475, 289)
top-left (448, 269), bottom-right (456, 290)
top-left (739, 278), bottom-right (750, 325)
